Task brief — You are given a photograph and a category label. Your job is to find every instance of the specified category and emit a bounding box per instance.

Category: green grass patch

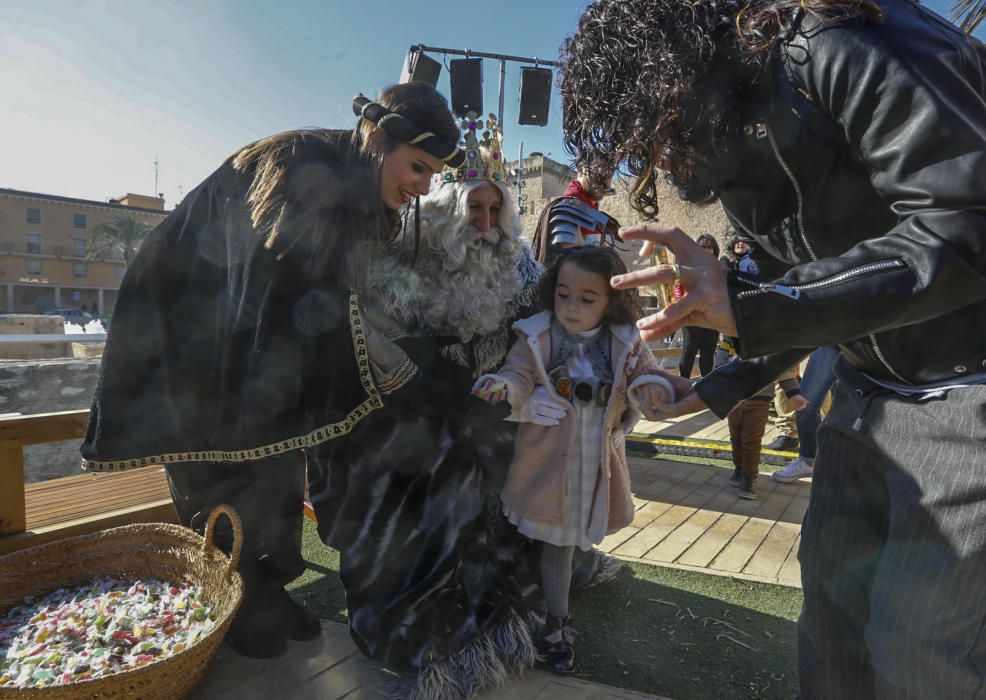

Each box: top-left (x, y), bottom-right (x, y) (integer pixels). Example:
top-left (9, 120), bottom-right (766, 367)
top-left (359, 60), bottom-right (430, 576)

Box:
top-left (288, 520), bottom-right (802, 699)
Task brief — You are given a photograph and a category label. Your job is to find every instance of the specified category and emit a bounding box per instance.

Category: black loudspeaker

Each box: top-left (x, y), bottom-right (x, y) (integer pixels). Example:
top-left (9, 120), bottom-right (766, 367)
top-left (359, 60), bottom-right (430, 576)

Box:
top-left (518, 67), bottom-right (553, 126)
top-left (399, 50), bottom-right (441, 88)
top-left (449, 58), bottom-right (483, 117)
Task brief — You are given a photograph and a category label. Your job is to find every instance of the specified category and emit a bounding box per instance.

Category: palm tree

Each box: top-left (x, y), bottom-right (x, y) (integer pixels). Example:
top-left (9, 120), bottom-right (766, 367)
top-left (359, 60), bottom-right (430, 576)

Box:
top-left (951, 0), bottom-right (985, 32)
top-left (88, 214), bottom-right (152, 267)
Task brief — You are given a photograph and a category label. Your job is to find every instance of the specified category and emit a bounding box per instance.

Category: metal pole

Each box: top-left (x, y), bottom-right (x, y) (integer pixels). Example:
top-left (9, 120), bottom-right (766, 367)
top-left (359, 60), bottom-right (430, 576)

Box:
top-left (498, 57), bottom-right (506, 125)
top-left (414, 44), bottom-right (561, 68)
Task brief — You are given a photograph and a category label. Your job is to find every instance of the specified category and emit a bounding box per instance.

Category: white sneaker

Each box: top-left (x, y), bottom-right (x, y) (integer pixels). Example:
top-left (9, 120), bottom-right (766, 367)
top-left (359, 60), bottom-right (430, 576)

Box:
top-left (772, 457), bottom-right (814, 483)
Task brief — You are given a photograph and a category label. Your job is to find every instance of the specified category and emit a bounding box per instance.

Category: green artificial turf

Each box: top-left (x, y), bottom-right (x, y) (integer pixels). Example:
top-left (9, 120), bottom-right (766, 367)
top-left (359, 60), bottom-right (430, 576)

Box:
top-left (288, 519), bottom-right (803, 700)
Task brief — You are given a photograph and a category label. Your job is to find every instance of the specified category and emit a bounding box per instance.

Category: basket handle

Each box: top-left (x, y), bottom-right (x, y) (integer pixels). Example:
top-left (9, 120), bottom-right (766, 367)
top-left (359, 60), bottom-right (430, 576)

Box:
top-left (203, 504), bottom-right (243, 579)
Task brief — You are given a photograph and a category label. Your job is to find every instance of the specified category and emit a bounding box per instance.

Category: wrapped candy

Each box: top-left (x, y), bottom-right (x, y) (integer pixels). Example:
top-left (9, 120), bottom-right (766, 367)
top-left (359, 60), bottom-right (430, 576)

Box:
top-left (0, 577), bottom-right (214, 688)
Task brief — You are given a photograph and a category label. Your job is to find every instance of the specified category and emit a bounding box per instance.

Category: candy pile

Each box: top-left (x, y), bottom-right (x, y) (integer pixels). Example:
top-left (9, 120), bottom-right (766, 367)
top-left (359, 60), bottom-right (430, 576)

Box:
top-left (0, 577), bottom-right (214, 688)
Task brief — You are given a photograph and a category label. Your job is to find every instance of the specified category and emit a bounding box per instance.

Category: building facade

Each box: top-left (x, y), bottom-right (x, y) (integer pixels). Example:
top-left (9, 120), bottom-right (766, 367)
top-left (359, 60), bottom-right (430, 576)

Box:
top-left (0, 189), bottom-right (168, 317)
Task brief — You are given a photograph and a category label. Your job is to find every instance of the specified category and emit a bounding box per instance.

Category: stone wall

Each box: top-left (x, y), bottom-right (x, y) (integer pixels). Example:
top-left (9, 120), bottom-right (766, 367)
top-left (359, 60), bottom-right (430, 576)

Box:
top-left (0, 359), bottom-right (100, 483)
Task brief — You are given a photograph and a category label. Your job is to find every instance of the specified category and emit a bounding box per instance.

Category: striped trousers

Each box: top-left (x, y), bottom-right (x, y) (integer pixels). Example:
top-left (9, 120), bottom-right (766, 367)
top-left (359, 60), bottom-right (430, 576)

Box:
top-left (798, 358), bottom-right (986, 699)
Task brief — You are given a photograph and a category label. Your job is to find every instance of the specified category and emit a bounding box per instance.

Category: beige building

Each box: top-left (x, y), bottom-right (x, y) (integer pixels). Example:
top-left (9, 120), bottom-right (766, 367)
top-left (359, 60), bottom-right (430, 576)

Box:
top-left (0, 189), bottom-right (169, 316)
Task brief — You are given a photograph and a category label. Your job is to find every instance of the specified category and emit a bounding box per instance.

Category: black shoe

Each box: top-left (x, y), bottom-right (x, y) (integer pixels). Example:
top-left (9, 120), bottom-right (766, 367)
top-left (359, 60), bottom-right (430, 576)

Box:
top-left (738, 477), bottom-right (758, 500)
top-left (225, 596), bottom-right (289, 659)
top-left (272, 589), bottom-right (322, 642)
top-left (537, 614), bottom-right (576, 675)
top-left (729, 468), bottom-right (742, 488)
top-left (764, 435), bottom-right (799, 452)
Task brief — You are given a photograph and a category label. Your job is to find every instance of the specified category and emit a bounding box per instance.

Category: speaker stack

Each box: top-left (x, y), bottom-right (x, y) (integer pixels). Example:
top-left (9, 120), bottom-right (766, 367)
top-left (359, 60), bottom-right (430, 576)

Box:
top-left (518, 67), bottom-right (553, 126)
top-left (399, 49), bottom-right (441, 88)
top-left (449, 58), bottom-right (484, 117)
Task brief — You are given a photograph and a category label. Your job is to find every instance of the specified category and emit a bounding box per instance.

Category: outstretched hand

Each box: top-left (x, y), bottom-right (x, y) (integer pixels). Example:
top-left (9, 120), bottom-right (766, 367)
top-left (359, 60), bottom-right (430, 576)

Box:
top-left (639, 373), bottom-right (708, 421)
top-left (612, 226), bottom-right (738, 342)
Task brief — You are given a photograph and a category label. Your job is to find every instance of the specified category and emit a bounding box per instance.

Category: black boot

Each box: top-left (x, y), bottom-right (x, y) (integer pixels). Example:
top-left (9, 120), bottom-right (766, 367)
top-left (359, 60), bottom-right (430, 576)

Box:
top-left (225, 584), bottom-right (289, 659)
top-left (537, 614), bottom-right (575, 675)
top-left (729, 467), bottom-right (742, 487)
top-left (270, 586), bottom-right (322, 641)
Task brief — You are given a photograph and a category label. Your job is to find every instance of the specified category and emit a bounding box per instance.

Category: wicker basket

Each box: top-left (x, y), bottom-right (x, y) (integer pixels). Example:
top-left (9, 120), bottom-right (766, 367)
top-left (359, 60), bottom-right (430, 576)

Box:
top-left (0, 505), bottom-right (244, 699)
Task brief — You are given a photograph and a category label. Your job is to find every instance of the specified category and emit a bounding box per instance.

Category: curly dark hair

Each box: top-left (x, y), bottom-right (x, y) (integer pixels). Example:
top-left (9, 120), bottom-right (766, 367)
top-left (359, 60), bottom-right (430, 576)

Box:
top-left (539, 246), bottom-right (643, 326)
top-left (560, 0), bottom-right (883, 217)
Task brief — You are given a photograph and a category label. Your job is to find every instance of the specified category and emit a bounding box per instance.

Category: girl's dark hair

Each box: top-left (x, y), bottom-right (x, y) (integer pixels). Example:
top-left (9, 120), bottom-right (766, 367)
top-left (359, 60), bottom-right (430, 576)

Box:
top-left (539, 246), bottom-right (643, 326)
top-left (696, 233), bottom-right (721, 258)
top-left (560, 0), bottom-right (883, 217)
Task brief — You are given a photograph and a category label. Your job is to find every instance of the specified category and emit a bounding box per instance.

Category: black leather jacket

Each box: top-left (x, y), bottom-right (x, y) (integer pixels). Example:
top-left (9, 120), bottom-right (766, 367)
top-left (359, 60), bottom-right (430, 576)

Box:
top-left (697, 0), bottom-right (986, 416)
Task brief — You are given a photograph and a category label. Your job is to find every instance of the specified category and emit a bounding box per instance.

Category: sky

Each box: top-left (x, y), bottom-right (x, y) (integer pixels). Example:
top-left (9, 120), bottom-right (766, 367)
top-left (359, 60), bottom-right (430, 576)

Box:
top-left (1, 0), bottom-right (982, 210)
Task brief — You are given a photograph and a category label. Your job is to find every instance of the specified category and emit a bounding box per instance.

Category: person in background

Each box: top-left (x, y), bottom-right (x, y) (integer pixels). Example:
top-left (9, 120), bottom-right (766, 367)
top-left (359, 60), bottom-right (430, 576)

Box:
top-left (728, 368), bottom-right (804, 499)
top-left (530, 161), bottom-right (620, 266)
top-left (674, 233), bottom-right (721, 378)
top-left (772, 346), bottom-right (840, 483)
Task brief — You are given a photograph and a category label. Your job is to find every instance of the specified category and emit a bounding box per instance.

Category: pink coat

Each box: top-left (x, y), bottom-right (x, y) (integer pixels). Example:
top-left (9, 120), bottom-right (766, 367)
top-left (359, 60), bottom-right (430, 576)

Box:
top-left (495, 311), bottom-right (667, 531)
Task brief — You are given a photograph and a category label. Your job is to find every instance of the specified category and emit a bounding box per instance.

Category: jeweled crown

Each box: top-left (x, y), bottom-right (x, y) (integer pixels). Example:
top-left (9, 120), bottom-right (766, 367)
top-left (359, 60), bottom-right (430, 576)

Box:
top-left (440, 111), bottom-right (506, 185)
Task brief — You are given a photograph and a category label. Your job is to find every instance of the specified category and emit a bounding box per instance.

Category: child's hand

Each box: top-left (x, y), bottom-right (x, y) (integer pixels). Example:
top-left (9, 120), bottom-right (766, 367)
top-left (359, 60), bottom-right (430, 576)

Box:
top-left (472, 377), bottom-right (508, 404)
top-left (637, 382), bottom-right (672, 414)
top-left (791, 394), bottom-right (809, 412)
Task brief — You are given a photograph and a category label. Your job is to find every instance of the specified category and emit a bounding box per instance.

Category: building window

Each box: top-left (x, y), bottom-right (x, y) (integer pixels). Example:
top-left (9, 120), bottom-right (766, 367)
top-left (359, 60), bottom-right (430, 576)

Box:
top-left (73, 213), bottom-right (87, 229)
top-left (26, 260), bottom-right (42, 275)
top-left (73, 262), bottom-right (88, 278)
top-left (25, 234), bottom-right (42, 254)
top-left (73, 238), bottom-right (86, 257)
top-left (26, 207), bottom-right (41, 224)
top-left (116, 267), bottom-right (126, 281)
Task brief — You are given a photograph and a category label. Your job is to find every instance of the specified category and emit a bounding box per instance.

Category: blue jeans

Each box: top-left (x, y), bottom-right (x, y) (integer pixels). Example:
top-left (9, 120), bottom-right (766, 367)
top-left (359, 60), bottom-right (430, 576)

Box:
top-left (796, 346), bottom-right (839, 460)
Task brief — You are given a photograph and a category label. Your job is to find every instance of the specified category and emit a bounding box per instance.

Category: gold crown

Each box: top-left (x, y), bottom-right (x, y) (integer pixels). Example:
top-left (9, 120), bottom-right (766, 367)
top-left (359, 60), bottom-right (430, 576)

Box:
top-left (440, 111), bottom-right (506, 185)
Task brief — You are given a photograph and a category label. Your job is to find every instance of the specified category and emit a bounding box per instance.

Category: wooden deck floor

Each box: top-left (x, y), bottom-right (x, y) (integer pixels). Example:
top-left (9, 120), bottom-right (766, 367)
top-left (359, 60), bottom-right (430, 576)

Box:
top-left (618, 409), bottom-right (808, 588)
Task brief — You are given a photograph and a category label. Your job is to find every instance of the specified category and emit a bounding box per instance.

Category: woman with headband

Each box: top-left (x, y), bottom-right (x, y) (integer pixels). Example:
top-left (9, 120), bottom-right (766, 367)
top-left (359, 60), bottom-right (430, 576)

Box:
top-left (80, 83), bottom-right (467, 660)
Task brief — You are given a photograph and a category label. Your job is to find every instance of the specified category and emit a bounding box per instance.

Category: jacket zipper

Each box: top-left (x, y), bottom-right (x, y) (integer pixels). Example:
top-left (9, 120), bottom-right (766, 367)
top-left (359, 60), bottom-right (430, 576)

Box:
top-left (736, 259), bottom-right (906, 300)
top-left (760, 123), bottom-right (910, 383)
top-left (764, 124), bottom-right (818, 262)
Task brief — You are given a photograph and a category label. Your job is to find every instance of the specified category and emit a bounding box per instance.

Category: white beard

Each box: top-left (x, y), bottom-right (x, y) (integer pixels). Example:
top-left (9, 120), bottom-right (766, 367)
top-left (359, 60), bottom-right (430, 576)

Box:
top-left (364, 182), bottom-right (542, 372)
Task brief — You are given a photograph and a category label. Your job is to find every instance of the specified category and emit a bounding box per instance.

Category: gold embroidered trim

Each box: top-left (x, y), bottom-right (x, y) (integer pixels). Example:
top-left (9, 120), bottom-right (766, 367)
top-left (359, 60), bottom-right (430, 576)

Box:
top-left (408, 131), bottom-right (435, 145)
top-left (377, 358), bottom-right (417, 395)
top-left (82, 294), bottom-right (384, 472)
top-left (376, 113), bottom-right (401, 127)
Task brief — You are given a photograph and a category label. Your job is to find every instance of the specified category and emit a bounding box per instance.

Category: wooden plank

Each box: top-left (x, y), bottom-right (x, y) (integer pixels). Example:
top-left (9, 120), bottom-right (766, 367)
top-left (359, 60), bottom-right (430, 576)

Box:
top-left (599, 525), bottom-right (640, 553)
top-left (0, 447), bottom-right (25, 535)
top-left (777, 535), bottom-right (803, 588)
top-left (676, 511), bottom-right (750, 569)
top-left (613, 470), bottom-right (720, 558)
top-left (0, 410), bottom-right (89, 449)
top-left (0, 500), bottom-right (179, 555)
top-left (644, 481), bottom-right (737, 563)
top-left (742, 521), bottom-right (801, 581)
top-left (709, 480), bottom-right (790, 573)
top-left (27, 485), bottom-right (173, 528)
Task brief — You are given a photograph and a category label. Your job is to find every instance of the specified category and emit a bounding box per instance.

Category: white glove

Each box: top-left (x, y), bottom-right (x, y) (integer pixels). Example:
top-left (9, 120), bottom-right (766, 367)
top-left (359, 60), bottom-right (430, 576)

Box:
top-left (510, 385), bottom-right (568, 426)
